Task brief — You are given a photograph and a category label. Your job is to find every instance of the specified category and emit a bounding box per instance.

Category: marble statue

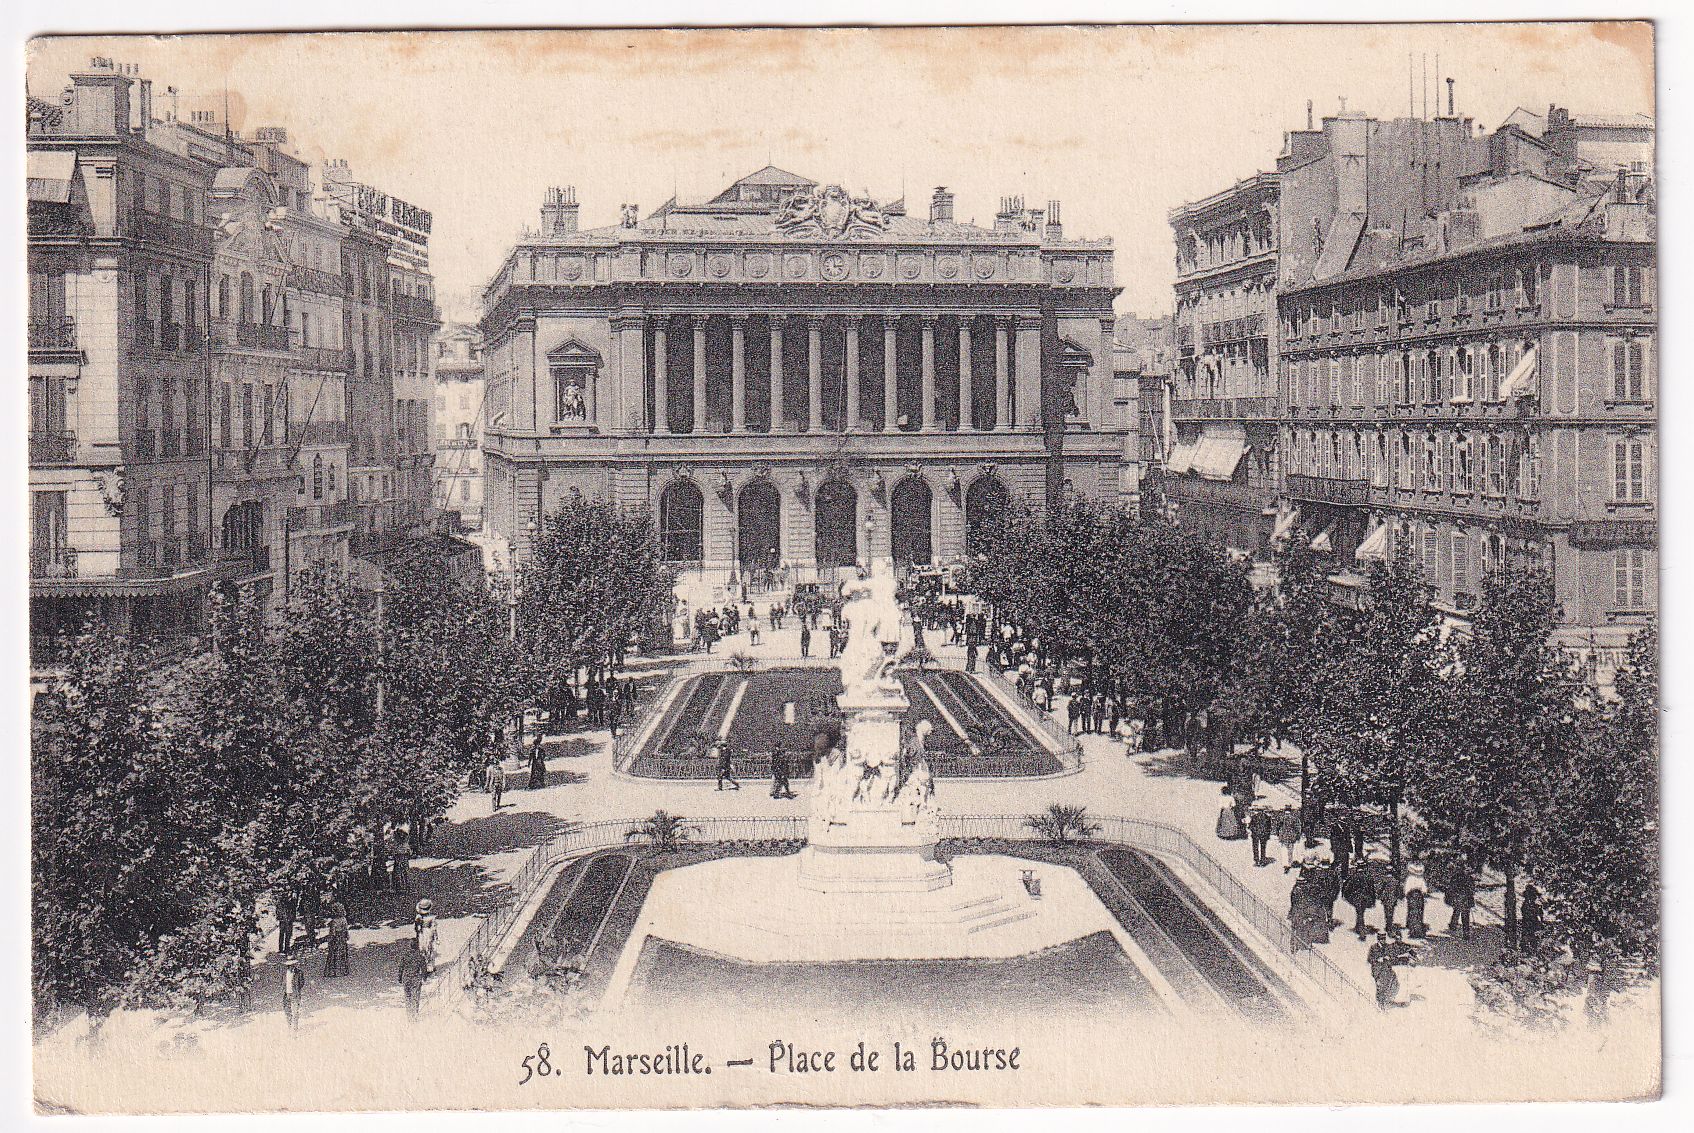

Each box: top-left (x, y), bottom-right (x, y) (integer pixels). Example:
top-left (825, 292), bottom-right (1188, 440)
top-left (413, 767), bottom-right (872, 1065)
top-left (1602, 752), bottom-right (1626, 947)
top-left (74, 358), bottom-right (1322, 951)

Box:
top-left (838, 559), bottom-right (905, 698)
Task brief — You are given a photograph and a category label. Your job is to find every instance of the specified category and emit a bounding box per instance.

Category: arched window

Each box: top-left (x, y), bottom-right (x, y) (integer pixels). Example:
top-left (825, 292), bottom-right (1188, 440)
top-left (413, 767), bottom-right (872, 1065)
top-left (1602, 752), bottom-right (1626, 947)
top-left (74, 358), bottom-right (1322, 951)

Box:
top-left (658, 479), bottom-right (704, 563)
top-left (965, 475), bottom-right (1011, 557)
top-left (312, 454), bottom-right (324, 500)
top-left (239, 273), bottom-right (255, 324)
top-left (327, 461), bottom-right (337, 496)
top-left (217, 275), bottom-right (230, 319)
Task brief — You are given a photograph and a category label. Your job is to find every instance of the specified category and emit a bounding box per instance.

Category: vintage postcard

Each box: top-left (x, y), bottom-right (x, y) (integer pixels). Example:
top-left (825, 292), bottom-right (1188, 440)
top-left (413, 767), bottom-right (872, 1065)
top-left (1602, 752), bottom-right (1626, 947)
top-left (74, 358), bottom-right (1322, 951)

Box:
top-left (23, 21), bottom-right (1659, 1113)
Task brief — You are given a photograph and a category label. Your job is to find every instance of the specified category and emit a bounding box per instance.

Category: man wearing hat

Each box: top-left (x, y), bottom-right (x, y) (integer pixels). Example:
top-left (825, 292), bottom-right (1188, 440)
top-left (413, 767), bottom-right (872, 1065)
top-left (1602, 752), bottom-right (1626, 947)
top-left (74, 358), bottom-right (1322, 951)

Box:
top-left (414, 899), bottom-right (440, 974)
top-left (397, 937), bottom-right (428, 1020)
top-left (1367, 929), bottom-right (1413, 1009)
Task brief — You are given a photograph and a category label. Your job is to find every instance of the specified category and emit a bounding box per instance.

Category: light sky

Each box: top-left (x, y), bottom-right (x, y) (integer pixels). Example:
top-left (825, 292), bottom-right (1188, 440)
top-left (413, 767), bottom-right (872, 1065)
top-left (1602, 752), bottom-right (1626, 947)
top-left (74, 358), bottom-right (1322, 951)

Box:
top-left (27, 24), bottom-right (1653, 323)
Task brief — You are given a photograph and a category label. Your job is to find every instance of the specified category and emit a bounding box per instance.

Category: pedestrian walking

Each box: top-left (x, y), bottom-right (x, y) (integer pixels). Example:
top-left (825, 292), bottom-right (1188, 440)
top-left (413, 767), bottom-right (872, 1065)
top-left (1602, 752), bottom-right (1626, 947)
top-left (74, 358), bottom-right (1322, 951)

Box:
top-left (281, 957), bottom-right (306, 1030)
top-left (1343, 856), bottom-right (1378, 940)
top-left (323, 902), bottom-right (351, 978)
top-left (390, 826), bottom-right (412, 894)
top-left (485, 756), bottom-right (506, 811)
top-left (714, 740), bottom-right (740, 791)
top-left (1329, 812), bottom-right (1354, 883)
top-left (1444, 865), bottom-right (1475, 940)
top-left (414, 899), bottom-right (440, 974)
top-left (749, 621), bottom-right (761, 646)
top-left (1366, 930), bottom-right (1412, 1010)
top-left (1374, 859), bottom-right (1401, 932)
top-left (769, 749), bottom-right (795, 799)
top-left (799, 624), bottom-right (812, 658)
top-left (1248, 806), bottom-right (1273, 867)
top-left (1275, 804), bottom-right (1301, 871)
top-left (1124, 718), bottom-right (1144, 756)
top-left (966, 640), bottom-right (978, 673)
top-left (398, 937), bottom-right (427, 1020)
top-left (1404, 862), bottom-right (1430, 939)
top-left (528, 745), bottom-right (547, 790)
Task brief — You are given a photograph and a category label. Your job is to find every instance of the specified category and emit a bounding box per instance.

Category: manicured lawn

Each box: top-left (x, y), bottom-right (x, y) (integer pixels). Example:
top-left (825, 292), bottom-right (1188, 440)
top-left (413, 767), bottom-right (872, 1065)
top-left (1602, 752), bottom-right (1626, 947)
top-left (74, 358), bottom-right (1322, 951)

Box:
top-left (632, 667), bottom-right (1060, 778)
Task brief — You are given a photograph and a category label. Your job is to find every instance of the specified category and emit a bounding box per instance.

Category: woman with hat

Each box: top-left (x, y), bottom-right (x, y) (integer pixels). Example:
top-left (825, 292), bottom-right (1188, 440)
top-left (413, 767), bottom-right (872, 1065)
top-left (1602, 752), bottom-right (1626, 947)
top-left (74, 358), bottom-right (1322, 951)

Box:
top-left (414, 899), bottom-right (439, 975)
top-left (323, 900), bottom-right (351, 978)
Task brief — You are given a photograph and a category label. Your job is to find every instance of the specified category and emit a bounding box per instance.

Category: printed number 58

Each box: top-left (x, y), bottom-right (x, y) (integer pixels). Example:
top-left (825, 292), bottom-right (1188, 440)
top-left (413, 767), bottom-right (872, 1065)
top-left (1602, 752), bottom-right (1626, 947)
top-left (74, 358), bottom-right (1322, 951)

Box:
top-left (519, 1043), bottom-right (553, 1085)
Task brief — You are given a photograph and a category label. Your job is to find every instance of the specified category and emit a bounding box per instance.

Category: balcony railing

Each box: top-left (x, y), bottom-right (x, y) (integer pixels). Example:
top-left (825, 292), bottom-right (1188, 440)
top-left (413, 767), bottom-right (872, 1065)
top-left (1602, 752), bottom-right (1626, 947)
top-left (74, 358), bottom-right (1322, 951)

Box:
top-left (29, 315), bottom-right (77, 351)
top-left (126, 534), bottom-right (208, 577)
top-left (286, 501), bottom-right (357, 531)
top-left (1285, 474), bottom-right (1372, 507)
top-left (222, 544), bottom-right (272, 576)
top-left (29, 546), bottom-right (77, 579)
top-left (214, 320), bottom-right (291, 352)
top-left (295, 344), bottom-right (353, 371)
top-left (1200, 313), bottom-right (1266, 350)
top-left (29, 431), bottom-right (76, 464)
top-left (133, 209), bottom-right (214, 254)
top-left (391, 293), bottom-right (438, 322)
top-left (286, 265), bottom-right (347, 296)
top-left (1169, 395), bottom-right (1278, 421)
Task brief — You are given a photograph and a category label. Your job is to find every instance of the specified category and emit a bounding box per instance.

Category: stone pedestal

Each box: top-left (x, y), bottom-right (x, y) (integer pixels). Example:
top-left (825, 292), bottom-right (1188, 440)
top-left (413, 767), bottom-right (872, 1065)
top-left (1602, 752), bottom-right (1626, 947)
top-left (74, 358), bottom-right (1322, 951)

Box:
top-left (797, 686), bottom-right (952, 893)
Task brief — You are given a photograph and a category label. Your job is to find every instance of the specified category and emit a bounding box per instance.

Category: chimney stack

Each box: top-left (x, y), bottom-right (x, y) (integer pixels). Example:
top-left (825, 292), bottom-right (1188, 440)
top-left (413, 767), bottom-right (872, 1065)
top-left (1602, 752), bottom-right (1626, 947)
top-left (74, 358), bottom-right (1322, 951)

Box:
top-left (1307, 100), bottom-right (1314, 130)
top-left (1616, 166), bottom-right (1630, 204)
top-left (137, 78), bottom-right (152, 138)
top-left (1045, 199), bottom-right (1063, 240)
top-left (541, 186), bottom-right (579, 235)
top-left (1446, 78), bottom-right (1455, 117)
top-left (929, 186), bottom-right (954, 224)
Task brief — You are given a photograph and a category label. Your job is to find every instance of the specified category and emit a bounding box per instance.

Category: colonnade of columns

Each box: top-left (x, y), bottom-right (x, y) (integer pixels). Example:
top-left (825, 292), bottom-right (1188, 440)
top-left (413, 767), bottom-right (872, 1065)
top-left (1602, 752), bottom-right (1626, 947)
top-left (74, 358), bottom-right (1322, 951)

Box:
top-left (638, 311), bottom-right (1044, 436)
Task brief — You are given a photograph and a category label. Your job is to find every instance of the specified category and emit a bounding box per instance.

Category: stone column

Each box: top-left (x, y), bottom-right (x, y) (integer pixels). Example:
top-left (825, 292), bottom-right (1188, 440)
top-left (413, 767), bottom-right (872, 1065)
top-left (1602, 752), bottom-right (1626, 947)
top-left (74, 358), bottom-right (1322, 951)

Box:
top-left (770, 317), bottom-right (785, 431)
top-left (1015, 314), bottom-right (1042, 428)
top-left (653, 319), bottom-right (669, 434)
top-left (730, 314), bottom-right (747, 434)
top-left (994, 316), bottom-right (1011, 430)
top-left (845, 315), bottom-right (861, 431)
top-left (883, 315), bottom-right (899, 433)
top-left (920, 315), bottom-right (937, 432)
top-left (613, 311), bottom-right (645, 434)
top-left (691, 315), bottom-right (707, 434)
top-left (957, 316), bottom-right (974, 431)
top-left (807, 315), bottom-right (824, 432)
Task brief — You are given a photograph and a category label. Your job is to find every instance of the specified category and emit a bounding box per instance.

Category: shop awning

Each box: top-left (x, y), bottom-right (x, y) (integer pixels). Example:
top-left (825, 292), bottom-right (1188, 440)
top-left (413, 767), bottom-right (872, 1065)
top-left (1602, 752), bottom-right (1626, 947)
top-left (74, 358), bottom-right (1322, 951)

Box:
top-left (27, 150), bottom-right (76, 203)
top-left (1500, 345), bottom-right (1539, 398)
top-left (1195, 426), bottom-right (1248, 481)
top-left (1355, 519), bottom-right (1390, 562)
top-left (1165, 438), bottom-right (1198, 475)
top-left (1309, 523), bottom-right (1335, 553)
top-left (1272, 506), bottom-right (1300, 543)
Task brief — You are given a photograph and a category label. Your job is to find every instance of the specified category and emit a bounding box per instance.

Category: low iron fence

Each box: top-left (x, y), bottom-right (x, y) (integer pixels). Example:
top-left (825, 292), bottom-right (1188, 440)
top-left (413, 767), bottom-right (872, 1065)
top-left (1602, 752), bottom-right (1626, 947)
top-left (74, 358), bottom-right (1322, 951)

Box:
top-left (426, 810), bottom-right (1361, 1014)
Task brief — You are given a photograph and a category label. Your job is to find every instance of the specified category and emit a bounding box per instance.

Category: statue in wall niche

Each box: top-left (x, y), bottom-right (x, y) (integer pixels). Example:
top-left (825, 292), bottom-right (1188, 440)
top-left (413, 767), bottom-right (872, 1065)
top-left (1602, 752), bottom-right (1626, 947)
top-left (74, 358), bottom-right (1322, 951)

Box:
top-left (560, 381), bottom-right (587, 420)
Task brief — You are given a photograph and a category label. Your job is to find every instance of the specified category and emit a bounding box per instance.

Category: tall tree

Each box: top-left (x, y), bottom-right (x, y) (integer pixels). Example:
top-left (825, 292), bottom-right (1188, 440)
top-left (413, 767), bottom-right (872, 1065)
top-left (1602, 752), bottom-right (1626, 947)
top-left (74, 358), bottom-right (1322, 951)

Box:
top-left (1412, 567), bottom-right (1587, 944)
top-left (1301, 556), bottom-right (1446, 871)
top-left (1532, 625), bottom-right (1658, 970)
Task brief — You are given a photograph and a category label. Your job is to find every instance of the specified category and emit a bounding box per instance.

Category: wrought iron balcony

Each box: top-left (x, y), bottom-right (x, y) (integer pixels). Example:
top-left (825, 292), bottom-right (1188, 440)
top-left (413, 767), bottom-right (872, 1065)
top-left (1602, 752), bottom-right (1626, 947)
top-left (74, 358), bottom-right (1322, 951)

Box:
top-left (1168, 395), bottom-right (1278, 421)
top-left (29, 315), bottom-right (77, 351)
top-left (29, 431), bottom-right (75, 464)
top-left (132, 209), bottom-right (214, 254)
top-left (1285, 474), bottom-right (1372, 507)
top-left (29, 546), bottom-right (77, 579)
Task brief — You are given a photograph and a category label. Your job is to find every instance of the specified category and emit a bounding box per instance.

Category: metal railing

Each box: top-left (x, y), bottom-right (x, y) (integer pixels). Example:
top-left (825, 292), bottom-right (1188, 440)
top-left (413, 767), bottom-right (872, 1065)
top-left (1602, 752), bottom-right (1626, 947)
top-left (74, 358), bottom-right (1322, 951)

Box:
top-left (29, 546), bottom-right (77, 579)
top-left (29, 314), bottom-right (77, 350)
top-left (29, 431), bottom-right (75, 464)
top-left (989, 668), bottom-right (1084, 763)
top-left (286, 501), bottom-right (357, 531)
top-left (1285, 474), bottom-right (1371, 507)
top-left (133, 209), bottom-right (213, 253)
top-left (1168, 395), bottom-right (1278, 421)
top-left (426, 810), bottom-right (1363, 1015)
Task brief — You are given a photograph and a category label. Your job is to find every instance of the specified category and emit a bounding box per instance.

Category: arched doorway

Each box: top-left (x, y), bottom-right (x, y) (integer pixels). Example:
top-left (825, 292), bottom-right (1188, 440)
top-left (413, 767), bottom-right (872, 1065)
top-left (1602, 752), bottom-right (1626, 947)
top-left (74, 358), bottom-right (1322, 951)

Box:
top-left (814, 479), bottom-right (858, 569)
top-left (964, 474), bottom-right (1010, 557)
top-left (737, 478), bottom-right (781, 572)
top-left (890, 476), bottom-right (933, 566)
top-left (658, 479), bottom-right (703, 562)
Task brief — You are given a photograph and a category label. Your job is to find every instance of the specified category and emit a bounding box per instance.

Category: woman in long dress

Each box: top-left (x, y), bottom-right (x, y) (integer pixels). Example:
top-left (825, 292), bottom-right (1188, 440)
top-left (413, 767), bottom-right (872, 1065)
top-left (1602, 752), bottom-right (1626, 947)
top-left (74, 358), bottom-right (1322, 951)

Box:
top-left (323, 903), bottom-right (351, 978)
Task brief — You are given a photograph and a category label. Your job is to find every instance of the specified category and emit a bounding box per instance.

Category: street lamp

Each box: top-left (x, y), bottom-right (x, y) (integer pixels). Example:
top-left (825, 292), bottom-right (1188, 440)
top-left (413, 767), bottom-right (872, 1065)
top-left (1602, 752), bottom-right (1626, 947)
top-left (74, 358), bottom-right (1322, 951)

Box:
top-left (509, 518), bottom-right (538, 760)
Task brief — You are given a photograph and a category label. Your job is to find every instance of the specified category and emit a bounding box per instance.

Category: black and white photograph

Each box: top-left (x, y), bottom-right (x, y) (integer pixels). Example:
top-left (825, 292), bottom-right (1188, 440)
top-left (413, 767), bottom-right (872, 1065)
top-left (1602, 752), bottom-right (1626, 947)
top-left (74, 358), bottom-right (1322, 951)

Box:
top-left (16, 17), bottom-right (1664, 1113)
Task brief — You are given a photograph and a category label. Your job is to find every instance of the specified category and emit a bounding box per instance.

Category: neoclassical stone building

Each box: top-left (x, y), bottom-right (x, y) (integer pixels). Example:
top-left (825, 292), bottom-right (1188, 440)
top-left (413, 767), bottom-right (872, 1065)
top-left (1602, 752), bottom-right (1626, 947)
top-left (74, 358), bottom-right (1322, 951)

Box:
top-left (481, 168), bottom-right (1126, 575)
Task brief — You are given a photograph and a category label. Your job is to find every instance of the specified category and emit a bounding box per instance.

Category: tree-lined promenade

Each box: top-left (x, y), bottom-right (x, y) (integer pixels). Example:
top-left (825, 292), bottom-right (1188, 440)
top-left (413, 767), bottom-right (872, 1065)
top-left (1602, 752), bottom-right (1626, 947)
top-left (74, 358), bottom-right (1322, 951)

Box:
top-left (31, 498), bottom-right (670, 1029)
top-left (32, 488), bottom-right (1656, 1033)
top-left (972, 494), bottom-right (1657, 1011)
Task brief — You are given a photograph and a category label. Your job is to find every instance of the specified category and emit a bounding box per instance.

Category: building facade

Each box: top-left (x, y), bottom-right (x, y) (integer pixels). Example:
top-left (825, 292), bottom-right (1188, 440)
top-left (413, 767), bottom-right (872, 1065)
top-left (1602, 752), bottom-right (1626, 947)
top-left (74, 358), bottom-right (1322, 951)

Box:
top-left (1164, 173), bottom-right (1280, 555)
top-left (28, 59), bottom-right (454, 662)
top-left (481, 169), bottom-right (1124, 575)
top-left (433, 323), bottom-right (486, 529)
top-left (28, 64), bottom-right (220, 659)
